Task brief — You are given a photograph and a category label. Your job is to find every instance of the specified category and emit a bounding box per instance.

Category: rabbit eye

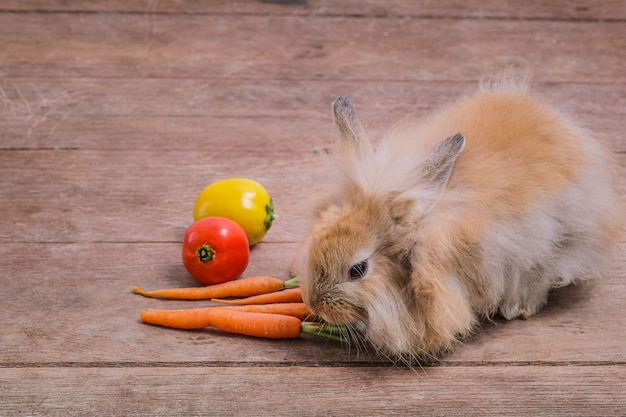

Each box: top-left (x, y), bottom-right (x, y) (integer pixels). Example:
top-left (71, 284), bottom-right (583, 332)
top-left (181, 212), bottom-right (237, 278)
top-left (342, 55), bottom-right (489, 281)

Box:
top-left (347, 260), bottom-right (369, 281)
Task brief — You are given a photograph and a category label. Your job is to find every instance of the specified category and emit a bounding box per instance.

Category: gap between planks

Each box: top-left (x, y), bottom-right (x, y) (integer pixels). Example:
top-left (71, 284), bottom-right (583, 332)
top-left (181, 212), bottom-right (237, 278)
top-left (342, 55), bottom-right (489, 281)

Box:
top-left (2, 1), bottom-right (626, 23)
top-left (2, 360), bottom-right (625, 369)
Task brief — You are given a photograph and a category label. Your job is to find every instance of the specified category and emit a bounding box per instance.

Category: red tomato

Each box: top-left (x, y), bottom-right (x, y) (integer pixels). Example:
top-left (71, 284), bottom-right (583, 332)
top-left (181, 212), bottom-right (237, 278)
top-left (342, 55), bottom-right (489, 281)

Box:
top-left (181, 217), bottom-right (250, 285)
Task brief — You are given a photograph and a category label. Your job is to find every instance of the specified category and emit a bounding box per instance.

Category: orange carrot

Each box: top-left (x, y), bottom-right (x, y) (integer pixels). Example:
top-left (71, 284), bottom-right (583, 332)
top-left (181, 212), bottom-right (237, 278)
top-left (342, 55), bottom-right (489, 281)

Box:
top-left (133, 276), bottom-right (299, 300)
top-left (140, 308), bottom-right (302, 339)
top-left (227, 302), bottom-right (312, 320)
top-left (140, 303), bottom-right (313, 329)
top-left (211, 287), bottom-right (303, 305)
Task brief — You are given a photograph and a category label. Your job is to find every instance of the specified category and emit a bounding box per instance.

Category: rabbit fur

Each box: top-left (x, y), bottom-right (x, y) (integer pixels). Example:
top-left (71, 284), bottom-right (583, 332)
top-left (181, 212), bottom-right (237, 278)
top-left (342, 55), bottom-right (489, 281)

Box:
top-left (293, 76), bottom-right (624, 363)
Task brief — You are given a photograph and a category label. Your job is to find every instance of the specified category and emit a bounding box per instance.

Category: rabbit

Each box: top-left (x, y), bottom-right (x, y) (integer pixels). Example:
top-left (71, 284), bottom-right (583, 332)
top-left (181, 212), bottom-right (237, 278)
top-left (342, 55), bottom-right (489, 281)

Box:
top-left (292, 75), bottom-right (624, 364)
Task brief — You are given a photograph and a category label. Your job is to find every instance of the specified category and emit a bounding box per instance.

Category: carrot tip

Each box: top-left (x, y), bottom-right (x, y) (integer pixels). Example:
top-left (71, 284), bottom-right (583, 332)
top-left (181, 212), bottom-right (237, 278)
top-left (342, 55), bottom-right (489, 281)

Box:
top-left (133, 286), bottom-right (149, 296)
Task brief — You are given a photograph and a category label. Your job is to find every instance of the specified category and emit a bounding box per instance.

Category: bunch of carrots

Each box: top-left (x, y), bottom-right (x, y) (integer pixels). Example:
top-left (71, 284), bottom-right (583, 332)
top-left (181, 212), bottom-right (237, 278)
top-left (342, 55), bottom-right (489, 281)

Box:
top-left (133, 276), bottom-right (343, 341)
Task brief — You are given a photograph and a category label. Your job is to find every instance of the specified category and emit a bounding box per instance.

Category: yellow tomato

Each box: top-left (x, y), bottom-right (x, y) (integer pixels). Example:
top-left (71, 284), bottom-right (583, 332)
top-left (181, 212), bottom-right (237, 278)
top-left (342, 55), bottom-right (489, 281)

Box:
top-left (193, 178), bottom-right (275, 246)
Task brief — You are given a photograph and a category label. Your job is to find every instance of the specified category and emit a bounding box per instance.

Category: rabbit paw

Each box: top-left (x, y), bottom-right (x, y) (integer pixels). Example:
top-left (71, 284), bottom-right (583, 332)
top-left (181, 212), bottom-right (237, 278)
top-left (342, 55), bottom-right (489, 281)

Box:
top-left (497, 286), bottom-right (550, 320)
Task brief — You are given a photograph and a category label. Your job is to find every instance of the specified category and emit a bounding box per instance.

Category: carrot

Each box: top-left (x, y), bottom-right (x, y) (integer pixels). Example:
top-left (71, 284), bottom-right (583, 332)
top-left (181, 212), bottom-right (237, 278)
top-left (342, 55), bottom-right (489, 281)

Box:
top-left (133, 276), bottom-right (299, 300)
top-left (229, 302), bottom-right (312, 320)
top-left (140, 303), bottom-right (313, 329)
top-left (211, 287), bottom-right (303, 305)
top-left (140, 308), bottom-right (302, 339)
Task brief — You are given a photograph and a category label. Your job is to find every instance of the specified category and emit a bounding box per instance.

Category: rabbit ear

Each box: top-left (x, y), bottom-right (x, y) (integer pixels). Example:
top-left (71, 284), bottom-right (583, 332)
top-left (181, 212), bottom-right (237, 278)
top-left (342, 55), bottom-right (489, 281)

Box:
top-left (332, 96), bottom-right (368, 145)
top-left (415, 133), bottom-right (465, 210)
top-left (333, 96), bottom-right (369, 150)
top-left (329, 96), bottom-right (376, 189)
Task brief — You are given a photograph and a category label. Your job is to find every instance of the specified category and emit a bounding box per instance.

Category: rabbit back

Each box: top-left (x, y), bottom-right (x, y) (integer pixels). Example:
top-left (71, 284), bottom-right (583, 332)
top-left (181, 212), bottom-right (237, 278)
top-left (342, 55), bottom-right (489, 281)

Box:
top-left (402, 84), bottom-right (624, 320)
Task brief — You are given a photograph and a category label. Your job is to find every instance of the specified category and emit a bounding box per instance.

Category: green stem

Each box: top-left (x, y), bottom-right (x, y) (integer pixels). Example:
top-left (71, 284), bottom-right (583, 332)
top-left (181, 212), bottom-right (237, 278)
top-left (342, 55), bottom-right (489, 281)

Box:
top-left (301, 322), bottom-right (347, 343)
top-left (264, 198), bottom-right (276, 231)
top-left (284, 277), bottom-right (300, 289)
top-left (196, 243), bottom-right (215, 263)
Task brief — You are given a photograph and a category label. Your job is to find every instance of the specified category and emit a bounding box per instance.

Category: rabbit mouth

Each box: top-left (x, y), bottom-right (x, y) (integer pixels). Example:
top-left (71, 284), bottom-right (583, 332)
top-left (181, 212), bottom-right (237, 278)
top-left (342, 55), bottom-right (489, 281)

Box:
top-left (311, 299), bottom-right (368, 326)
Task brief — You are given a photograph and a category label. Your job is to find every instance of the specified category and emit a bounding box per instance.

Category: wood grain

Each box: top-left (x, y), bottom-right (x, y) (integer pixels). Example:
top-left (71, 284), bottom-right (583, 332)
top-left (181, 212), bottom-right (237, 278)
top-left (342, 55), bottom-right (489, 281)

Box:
top-left (2, 79), bottom-right (625, 150)
top-left (0, 242), bottom-right (624, 365)
top-left (1, 12), bottom-right (625, 82)
top-left (3, 0), bottom-right (626, 20)
top-left (1, 366), bottom-right (624, 416)
top-left (1, 1), bottom-right (625, 415)
top-left (1, 150), bottom-right (623, 244)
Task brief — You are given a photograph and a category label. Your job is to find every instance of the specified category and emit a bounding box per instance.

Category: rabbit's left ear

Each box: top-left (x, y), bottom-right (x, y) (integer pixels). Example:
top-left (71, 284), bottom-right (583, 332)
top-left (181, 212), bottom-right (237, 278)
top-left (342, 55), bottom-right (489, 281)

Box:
top-left (415, 133), bottom-right (466, 210)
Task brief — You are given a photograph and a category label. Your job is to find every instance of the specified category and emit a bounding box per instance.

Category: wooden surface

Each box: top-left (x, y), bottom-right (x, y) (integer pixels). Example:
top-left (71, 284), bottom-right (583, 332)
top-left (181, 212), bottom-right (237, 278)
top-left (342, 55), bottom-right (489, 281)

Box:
top-left (1, 1), bottom-right (625, 416)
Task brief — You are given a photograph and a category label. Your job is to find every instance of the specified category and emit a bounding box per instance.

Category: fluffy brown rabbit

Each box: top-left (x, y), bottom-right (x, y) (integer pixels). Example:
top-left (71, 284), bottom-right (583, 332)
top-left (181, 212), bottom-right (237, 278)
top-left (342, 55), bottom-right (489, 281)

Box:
top-left (293, 76), bottom-right (624, 363)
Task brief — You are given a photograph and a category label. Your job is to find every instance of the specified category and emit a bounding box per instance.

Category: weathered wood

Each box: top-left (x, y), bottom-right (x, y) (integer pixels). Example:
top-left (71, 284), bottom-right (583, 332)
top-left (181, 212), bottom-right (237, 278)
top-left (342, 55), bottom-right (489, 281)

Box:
top-left (0, 149), bottom-right (317, 243)
top-left (0, 366), bottom-right (624, 416)
top-left (2, 79), bottom-right (625, 151)
top-left (1, 0), bottom-right (625, 414)
top-left (0, 241), bottom-right (623, 365)
top-left (1, 150), bottom-right (623, 244)
top-left (0, 13), bottom-right (624, 82)
top-left (3, 0), bottom-right (626, 21)
top-left (0, 241), bottom-right (363, 364)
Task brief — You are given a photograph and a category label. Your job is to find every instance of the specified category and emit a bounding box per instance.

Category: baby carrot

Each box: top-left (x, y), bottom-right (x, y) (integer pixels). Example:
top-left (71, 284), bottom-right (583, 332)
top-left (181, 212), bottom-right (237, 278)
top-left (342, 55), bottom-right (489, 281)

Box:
top-left (133, 276), bottom-right (299, 300)
top-left (211, 288), bottom-right (303, 305)
top-left (140, 303), bottom-right (313, 329)
top-left (230, 302), bottom-right (312, 320)
top-left (141, 309), bottom-right (302, 339)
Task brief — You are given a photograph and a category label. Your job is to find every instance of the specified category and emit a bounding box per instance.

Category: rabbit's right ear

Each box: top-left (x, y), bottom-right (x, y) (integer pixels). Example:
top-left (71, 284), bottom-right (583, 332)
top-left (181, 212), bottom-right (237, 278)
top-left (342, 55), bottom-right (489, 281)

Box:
top-left (332, 96), bottom-right (368, 145)
top-left (329, 96), bottom-right (375, 189)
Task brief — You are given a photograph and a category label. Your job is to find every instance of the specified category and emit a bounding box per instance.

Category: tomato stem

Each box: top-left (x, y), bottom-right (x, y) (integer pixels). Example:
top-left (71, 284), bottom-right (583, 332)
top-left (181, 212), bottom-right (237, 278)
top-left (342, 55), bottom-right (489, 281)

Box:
top-left (196, 243), bottom-right (216, 263)
top-left (264, 198), bottom-right (276, 231)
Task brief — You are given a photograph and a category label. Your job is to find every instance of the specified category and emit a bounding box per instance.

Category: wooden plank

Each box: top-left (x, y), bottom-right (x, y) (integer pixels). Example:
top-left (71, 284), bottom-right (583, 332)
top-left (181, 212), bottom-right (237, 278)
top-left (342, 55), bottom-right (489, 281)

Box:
top-left (2, 0), bottom-right (626, 21)
top-left (1, 13), bottom-right (625, 82)
top-left (0, 148), bottom-right (319, 243)
top-left (0, 366), bottom-right (624, 416)
top-left (2, 79), bottom-right (625, 151)
top-left (309, 0), bottom-right (626, 20)
top-left (0, 242), bottom-right (623, 364)
top-left (0, 241), bottom-right (369, 365)
top-left (1, 149), bottom-right (624, 244)
top-left (0, 1), bottom-right (624, 415)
